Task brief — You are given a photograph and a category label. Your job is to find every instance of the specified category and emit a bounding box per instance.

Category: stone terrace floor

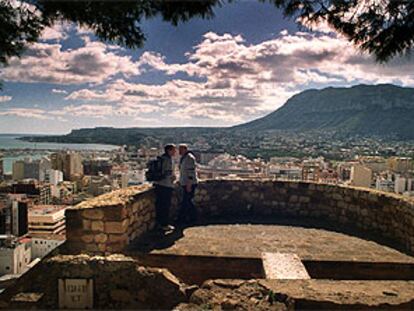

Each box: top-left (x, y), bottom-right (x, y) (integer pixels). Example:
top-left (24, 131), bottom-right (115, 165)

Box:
top-left (130, 224), bottom-right (414, 263)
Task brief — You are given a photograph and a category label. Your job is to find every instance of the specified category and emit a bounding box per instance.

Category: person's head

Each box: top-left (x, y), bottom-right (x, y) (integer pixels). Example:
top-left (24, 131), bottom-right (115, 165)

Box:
top-left (178, 144), bottom-right (188, 156)
top-left (164, 144), bottom-right (177, 157)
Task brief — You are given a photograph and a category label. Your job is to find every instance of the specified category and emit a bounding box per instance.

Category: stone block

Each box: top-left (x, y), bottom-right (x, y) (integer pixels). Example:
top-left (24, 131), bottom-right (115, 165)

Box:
top-left (108, 234), bottom-right (128, 243)
top-left (105, 220), bottom-right (128, 234)
top-left (81, 234), bottom-right (95, 244)
top-left (103, 205), bottom-right (127, 221)
top-left (91, 221), bottom-right (104, 232)
top-left (98, 243), bottom-right (107, 252)
top-left (332, 193), bottom-right (343, 201)
top-left (143, 212), bottom-right (152, 222)
top-left (66, 229), bottom-right (86, 242)
top-left (106, 242), bottom-right (127, 253)
top-left (289, 195), bottom-right (298, 203)
top-left (85, 243), bottom-right (99, 252)
top-left (132, 202), bottom-right (141, 213)
top-left (83, 219), bottom-right (92, 230)
top-left (82, 209), bottom-right (104, 220)
top-left (94, 233), bottom-right (108, 244)
top-left (289, 183), bottom-right (299, 189)
top-left (110, 289), bottom-right (131, 302)
top-left (337, 201), bottom-right (347, 209)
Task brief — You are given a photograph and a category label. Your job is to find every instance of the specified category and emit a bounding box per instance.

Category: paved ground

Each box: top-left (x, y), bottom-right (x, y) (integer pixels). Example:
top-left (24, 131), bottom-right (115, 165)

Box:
top-left (133, 224), bottom-right (414, 263)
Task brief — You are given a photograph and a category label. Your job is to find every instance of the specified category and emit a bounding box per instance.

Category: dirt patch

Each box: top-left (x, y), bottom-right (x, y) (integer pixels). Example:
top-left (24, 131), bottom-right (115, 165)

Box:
top-left (176, 279), bottom-right (292, 310)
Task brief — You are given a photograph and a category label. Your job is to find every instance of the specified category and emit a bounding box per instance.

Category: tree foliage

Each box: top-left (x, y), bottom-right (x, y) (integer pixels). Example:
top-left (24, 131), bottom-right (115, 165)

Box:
top-left (0, 0), bottom-right (413, 68)
top-left (0, 0), bottom-right (219, 66)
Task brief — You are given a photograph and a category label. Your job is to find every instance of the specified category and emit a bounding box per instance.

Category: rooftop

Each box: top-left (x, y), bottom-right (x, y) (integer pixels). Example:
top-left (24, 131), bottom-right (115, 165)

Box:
top-left (29, 205), bottom-right (67, 216)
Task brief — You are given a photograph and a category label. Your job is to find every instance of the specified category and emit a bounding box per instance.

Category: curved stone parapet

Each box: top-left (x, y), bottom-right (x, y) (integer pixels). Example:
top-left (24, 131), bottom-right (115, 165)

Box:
top-left (194, 180), bottom-right (414, 254)
top-left (65, 180), bottom-right (414, 255)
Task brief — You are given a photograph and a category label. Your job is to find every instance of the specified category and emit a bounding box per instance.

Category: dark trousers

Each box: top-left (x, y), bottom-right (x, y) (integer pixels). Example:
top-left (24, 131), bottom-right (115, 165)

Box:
top-left (177, 185), bottom-right (197, 225)
top-left (155, 185), bottom-right (173, 227)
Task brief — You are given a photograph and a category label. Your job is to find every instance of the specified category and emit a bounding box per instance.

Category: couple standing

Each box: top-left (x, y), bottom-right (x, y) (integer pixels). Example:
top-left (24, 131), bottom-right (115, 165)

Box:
top-left (154, 143), bottom-right (198, 232)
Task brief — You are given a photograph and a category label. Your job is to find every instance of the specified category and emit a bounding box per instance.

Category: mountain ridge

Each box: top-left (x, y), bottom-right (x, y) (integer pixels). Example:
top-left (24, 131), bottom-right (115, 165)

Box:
top-left (236, 84), bottom-right (414, 139)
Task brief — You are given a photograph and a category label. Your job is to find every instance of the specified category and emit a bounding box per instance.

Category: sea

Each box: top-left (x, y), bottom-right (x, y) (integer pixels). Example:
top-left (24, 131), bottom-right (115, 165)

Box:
top-left (0, 134), bottom-right (119, 174)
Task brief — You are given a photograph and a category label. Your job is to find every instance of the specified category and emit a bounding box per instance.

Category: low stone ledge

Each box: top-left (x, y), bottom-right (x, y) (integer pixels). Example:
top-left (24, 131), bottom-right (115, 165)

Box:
top-left (70, 185), bottom-right (153, 210)
top-left (0, 254), bottom-right (188, 310)
top-left (65, 185), bottom-right (155, 253)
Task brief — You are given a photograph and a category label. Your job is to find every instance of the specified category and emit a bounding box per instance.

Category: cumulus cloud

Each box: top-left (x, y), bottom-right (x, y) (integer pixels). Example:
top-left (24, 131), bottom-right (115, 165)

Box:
top-left (123, 30), bottom-right (414, 123)
top-left (141, 31), bottom-right (414, 86)
top-left (41, 23), bottom-right (71, 41)
top-left (0, 108), bottom-right (52, 120)
top-left (65, 89), bottom-right (112, 101)
top-left (51, 88), bottom-right (68, 94)
top-left (4, 26), bottom-right (414, 125)
top-left (59, 104), bottom-right (114, 119)
top-left (0, 96), bottom-right (12, 103)
top-left (1, 37), bottom-right (139, 85)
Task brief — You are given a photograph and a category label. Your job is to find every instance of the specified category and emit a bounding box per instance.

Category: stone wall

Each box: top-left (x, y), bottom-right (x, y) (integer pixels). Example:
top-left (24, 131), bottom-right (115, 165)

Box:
top-left (0, 254), bottom-right (187, 309)
top-left (65, 180), bottom-right (414, 255)
top-left (65, 185), bottom-right (156, 253)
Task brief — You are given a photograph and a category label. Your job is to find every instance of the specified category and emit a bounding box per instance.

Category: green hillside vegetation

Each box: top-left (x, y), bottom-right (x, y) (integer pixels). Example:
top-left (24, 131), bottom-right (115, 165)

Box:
top-left (238, 84), bottom-right (414, 139)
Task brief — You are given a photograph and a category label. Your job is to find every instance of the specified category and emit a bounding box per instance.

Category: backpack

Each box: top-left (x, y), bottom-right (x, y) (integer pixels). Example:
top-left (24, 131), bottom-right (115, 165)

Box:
top-left (145, 156), bottom-right (165, 182)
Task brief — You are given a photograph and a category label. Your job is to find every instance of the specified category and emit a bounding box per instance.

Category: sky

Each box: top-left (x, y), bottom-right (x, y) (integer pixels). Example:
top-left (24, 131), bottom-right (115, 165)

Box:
top-left (1, 1), bottom-right (414, 134)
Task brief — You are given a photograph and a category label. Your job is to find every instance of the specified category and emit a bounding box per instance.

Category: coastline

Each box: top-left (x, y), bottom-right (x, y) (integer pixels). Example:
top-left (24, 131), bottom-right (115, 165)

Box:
top-left (0, 135), bottom-right (120, 174)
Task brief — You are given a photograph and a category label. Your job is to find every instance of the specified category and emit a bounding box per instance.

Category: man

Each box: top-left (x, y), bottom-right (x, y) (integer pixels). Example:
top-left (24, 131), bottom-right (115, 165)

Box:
top-left (154, 144), bottom-right (176, 232)
top-left (177, 144), bottom-right (198, 225)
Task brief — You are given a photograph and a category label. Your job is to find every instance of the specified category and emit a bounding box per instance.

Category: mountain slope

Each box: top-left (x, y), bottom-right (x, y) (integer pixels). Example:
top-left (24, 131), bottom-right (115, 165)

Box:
top-left (237, 84), bottom-right (414, 139)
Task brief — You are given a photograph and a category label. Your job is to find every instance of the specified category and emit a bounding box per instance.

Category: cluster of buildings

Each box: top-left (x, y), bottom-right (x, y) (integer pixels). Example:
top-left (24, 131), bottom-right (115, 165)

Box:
top-left (0, 146), bottom-right (412, 290)
top-left (197, 153), bottom-right (414, 196)
top-left (0, 150), bottom-right (119, 287)
top-left (0, 193), bottom-right (65, 288)
top-left (0, 146), bottom-right (164, 286)
top-left (359, 157), bottom-right (414, 195)
top-left (197, 153), bottom-right (266, 179)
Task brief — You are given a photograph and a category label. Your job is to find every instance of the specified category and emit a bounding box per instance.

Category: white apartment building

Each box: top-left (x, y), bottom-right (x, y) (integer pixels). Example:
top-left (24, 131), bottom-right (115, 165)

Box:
top-left (376, 178), bottom-right (395, 192)
top-left (394, 175), bottom-right (414, 196)
top-left (267, 165), bottom-right (302, 180)
top-left (198, 154), bottom-right (266, 179)
top-left (44, 169), bottom-right (63, 186)
top-left (0, 237), bottom-right (31, 276)
top-left (28, 205), bottom-right (66, 235)
top-left (30, 235), bottom-right (65, 259)
top-left (128, 169), bottom-right (145, 185)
